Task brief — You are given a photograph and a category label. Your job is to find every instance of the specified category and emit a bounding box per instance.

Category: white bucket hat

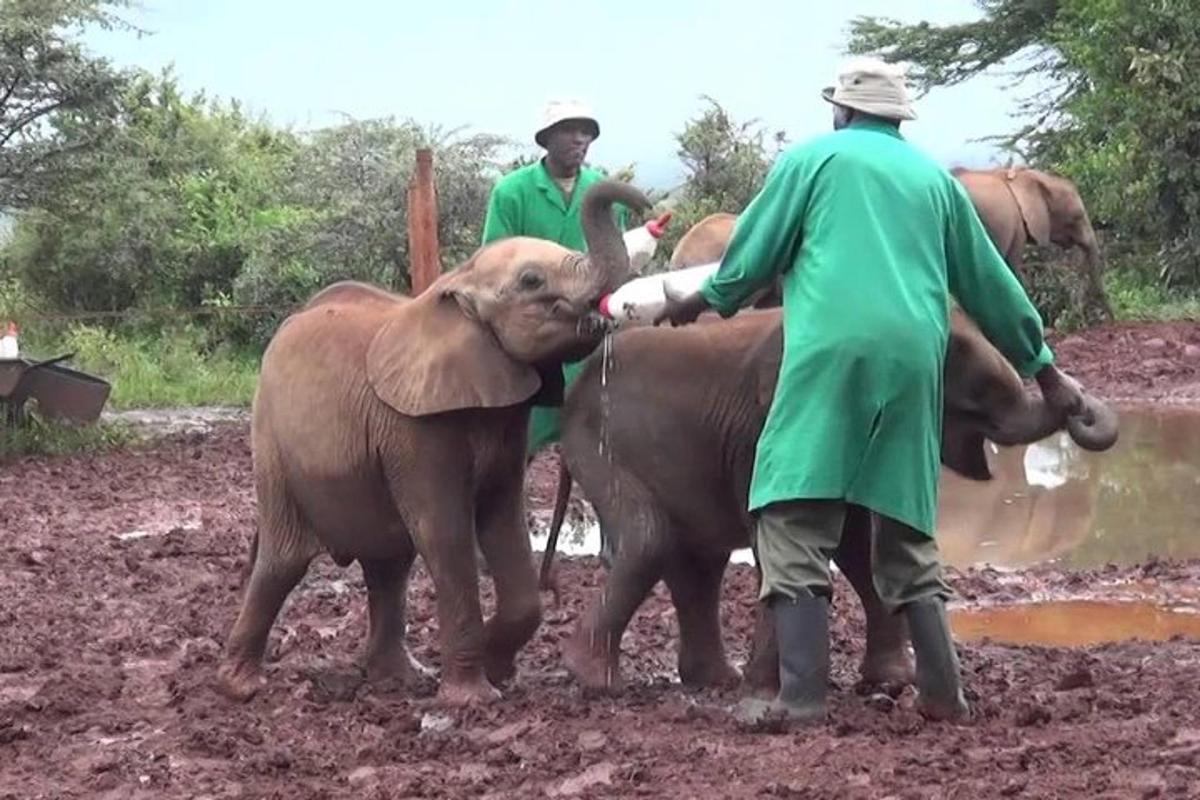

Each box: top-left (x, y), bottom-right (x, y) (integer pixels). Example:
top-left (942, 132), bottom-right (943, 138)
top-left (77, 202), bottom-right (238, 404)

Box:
top-left (534, 99), bottom-right (600, 147)
top-left (821, 57), bottom-right (917, 121)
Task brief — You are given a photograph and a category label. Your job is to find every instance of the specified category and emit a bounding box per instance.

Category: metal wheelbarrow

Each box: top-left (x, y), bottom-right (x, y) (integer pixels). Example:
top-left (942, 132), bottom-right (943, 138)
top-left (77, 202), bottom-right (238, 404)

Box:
top-left (0, 353), bottom-right (113, 428)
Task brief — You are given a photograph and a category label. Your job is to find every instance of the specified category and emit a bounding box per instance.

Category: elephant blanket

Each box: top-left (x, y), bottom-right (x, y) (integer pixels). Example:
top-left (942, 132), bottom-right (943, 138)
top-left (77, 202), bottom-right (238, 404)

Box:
top-left (698, 117), bottom-right (1054, 536)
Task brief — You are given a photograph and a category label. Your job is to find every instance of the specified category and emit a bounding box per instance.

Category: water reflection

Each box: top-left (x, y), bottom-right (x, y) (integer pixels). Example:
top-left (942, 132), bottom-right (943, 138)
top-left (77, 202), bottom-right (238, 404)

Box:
top-left (936, 406), bottom-right (1200, 569)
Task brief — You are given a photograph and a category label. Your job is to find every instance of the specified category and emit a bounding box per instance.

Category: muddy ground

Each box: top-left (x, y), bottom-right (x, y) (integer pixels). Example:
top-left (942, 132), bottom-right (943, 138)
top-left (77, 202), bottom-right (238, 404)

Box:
top-left (2, 320), bottom-right (1199, 799)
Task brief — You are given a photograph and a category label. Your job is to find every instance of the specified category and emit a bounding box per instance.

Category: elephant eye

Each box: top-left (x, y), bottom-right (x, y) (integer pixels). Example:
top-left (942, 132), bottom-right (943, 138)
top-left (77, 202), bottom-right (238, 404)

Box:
top-left (517, 269), bottom-right (545, 291)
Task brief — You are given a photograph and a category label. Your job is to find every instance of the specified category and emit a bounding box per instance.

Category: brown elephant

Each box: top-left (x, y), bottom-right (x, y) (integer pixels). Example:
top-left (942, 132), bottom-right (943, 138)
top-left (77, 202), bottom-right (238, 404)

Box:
top-left (668, 212), bottom-right (736, 268)
top-left (547, 305), bottom-right (1117, 694)
top-left (217, 180), bottom-right (651, 707)
top-left (537, 209), bottom-right (1118, 694)
top-left (952, 166), bottom-right (1113, 321)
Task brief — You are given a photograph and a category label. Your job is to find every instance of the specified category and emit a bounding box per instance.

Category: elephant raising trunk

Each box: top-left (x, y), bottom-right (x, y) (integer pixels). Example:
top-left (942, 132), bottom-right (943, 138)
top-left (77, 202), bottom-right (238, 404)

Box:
top-left (577, 181), bottom-right (648, 298)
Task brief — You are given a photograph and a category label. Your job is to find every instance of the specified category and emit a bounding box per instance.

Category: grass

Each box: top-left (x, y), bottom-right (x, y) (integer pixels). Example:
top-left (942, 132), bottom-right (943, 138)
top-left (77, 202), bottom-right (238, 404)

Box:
top-left (1107, 269), bottom-right (1200, 323)
top-left (0, 321), bottom-right (259, 458)
top-left (0, 413), bottom-right (138, 461)
top-left (18, 322), bottom-right (261, 410)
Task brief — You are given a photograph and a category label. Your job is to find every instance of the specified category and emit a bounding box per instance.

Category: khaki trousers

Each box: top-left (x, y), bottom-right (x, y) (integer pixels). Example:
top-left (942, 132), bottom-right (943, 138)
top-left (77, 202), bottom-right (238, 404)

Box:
top-left (753, 499), bottom-right (951, 612)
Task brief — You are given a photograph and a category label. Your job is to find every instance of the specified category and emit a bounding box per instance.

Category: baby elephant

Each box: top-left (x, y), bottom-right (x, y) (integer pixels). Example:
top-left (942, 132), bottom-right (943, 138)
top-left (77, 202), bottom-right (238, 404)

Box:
top-left (548, 306), bottom-right (1117, 694)
top-left (217, 180), bottom-right (650, 706)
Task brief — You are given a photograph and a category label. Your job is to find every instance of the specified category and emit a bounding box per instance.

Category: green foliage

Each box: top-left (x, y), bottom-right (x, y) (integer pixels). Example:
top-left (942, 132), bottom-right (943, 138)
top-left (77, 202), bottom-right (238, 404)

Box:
top-left (53, 321), bottom-right (259, 408)
top-left (847, 0), bottom-right (1200, 304)
top-left (0, 414), bottom-right (136, 461)
top-left (0, 0), bottom-right (137, 210)
top-left (653, 97), bottom-right (787, 269)
top-left (1, 69), bottom-right (513, 347)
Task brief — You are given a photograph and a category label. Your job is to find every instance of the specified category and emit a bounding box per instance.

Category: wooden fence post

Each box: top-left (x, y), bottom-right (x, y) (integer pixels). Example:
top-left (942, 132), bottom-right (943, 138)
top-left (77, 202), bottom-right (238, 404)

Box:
top-left (407, 148), bottom-right (441, 295)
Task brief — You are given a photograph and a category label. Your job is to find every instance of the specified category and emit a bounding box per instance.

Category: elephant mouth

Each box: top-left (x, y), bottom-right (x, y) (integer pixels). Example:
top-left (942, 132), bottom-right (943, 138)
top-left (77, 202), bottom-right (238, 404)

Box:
top-left (576, 310), bottom-right (614, 339)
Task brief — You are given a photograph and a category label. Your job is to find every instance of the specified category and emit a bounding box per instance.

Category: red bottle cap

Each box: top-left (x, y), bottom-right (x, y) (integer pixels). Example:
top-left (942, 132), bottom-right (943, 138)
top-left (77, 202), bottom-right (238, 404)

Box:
top-left (646, 212), bottom-right (672, 238)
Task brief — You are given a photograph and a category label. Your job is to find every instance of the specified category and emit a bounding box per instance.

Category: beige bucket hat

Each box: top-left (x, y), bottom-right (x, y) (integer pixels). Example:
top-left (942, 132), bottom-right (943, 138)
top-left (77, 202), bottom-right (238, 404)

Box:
top-left (821, 57), bottom-right (917, 121)
top-left (535, 99), bottom-right (600, 147)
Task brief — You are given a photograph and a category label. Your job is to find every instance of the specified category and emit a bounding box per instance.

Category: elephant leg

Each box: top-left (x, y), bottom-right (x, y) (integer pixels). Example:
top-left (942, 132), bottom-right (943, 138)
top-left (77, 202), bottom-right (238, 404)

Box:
top-left (217, 489), bottom-right (318, 702)
top-left (400, 487), bottom-right (497, 707)
top-left (563, 486), bottom-right (668, 692)
top-left (475, 478), bottom-right (542, 688)
top-left (663, 549), bottom-right (740, 689)
top-left (741, 562), bottom-right (780, 698)
top-left (833, 507), bottom-right (914, 688)
top-left (361, 547), bottom-right (434, 687)
top-left (563, 548), bottom-right (665, 691)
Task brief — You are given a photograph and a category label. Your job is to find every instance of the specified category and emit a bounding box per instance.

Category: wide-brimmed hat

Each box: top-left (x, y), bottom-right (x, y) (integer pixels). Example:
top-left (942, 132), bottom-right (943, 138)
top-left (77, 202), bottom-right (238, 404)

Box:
top-left (820, 57), bottom-right (917, 121)
top-left (534, 99), bottom-right (600, 147)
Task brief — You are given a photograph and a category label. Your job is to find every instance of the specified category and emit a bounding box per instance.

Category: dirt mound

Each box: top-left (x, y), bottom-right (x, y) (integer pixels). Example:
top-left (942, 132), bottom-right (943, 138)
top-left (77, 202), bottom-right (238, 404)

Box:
top-left (2, 423), bottom-right (1198, 798)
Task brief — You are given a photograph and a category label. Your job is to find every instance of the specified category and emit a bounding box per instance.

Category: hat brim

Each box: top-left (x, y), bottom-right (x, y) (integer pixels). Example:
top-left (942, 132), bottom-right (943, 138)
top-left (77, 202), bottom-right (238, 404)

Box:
top-left (820, 86), bottom-right (917, 121)
top-left (535, 117), bottom-right (601, 147)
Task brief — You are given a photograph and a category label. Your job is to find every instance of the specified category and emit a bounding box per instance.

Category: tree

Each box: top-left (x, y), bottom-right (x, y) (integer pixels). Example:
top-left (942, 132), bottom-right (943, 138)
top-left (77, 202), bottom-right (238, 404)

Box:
top-left (4, 70), bottom-right (305, 314)
top-left (847, 1), bottom-right (1200, 292)
top-left (654, 96), bottom-right (786, 267)
top-left (0, 0), bottom-right (137, 210)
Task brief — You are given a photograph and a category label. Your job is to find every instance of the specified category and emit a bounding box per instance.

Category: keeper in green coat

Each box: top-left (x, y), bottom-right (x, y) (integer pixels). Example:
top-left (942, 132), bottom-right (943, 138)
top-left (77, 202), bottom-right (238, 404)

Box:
top-left (481, 99), bottom-right (629, 459)
top-left (656, 58), bottom-right (1090, 728)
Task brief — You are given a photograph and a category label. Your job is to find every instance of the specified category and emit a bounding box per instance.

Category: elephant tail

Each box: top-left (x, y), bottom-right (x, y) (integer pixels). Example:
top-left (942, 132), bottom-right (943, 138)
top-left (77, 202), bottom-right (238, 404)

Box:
top-left (538, 451), bottom-right (573, 599)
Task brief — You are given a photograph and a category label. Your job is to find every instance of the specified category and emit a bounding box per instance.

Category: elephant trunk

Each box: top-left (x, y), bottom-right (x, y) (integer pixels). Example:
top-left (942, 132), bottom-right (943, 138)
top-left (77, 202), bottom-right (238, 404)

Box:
top-left (578, 180), bottom-right (652, 297)
top-left (984, 392), bottom-right (1064, 447)
top-left (1067, 393), bottom-right (1119, 451)
top-left (1081, 230), bottom-right (1115, 320)
top-left (985, 389), bottom-right (1119, 452)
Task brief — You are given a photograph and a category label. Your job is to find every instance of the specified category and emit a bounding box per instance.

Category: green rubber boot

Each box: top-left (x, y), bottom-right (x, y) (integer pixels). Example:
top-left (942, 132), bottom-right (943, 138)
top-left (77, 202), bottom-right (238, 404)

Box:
top-left (904, 598), bottom-right (971, 722)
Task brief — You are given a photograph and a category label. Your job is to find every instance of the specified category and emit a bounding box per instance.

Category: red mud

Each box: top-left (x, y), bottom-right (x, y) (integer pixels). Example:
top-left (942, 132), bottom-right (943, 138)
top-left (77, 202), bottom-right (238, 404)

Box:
top-left (1045, 319), bottom-right (1200, 405)
top-left (1, 321), bottom-right (1198, 799)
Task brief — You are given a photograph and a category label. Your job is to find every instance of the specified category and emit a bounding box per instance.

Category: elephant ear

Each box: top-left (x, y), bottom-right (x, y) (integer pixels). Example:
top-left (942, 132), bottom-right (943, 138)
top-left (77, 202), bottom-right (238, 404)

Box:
top-left (366, 288), bottom-right (541, 417)
top-left (941, 412), bottom-right (993, 481)
top-left (1007, 170), bottom-right (1053, 248)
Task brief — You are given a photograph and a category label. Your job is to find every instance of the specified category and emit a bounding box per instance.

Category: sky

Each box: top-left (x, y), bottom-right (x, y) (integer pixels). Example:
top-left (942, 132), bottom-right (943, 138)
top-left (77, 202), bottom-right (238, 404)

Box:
top-left (83, 0), bottom-right (1042, 191)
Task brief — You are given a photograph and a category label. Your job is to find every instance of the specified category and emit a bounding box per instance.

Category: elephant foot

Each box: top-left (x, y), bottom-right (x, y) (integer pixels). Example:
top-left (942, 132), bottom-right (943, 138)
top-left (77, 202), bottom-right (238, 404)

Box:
top-left (437, 674), bottom-right (501, 707)
top-left (679, 656), bottom-right (742, 689)
top-left (562, 629), bottom-right (620, 692)
top-left (216, 659), bottom-right (264, 702)
top-left (858, 648), bottom-right (915, 692)
top-left (366, 646), bottom-right (437, 690)
top-left (484, 649), bottom-right (518, 687)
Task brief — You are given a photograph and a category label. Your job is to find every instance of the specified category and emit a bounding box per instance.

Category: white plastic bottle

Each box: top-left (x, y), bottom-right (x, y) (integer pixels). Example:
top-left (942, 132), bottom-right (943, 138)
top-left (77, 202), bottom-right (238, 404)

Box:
top-left (622, 212), bottom-right (672, 273)
top-left (0, 322), bottom-right (18, 359)
top-left (598, 261), bottom-right (722, 327)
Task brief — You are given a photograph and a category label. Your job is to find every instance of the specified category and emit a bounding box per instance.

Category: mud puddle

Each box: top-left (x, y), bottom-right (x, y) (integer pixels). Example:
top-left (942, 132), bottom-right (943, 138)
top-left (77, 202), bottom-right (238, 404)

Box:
top-left (937, 406), bottom-right (1200, 569)
top-left (951, 598), bottom-right (1200, 647)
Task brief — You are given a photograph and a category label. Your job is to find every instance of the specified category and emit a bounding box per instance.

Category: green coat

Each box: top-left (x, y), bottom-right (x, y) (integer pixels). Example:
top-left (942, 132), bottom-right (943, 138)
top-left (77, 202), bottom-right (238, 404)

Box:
top-left (699, 118), bottom-right (1054, 536)
top-left (481, 159), bottom-right (630, 457)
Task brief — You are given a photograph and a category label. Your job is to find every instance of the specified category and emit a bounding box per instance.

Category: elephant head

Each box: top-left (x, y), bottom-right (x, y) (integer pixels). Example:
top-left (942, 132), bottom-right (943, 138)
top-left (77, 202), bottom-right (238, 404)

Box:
top-left (1002, 167), bottom-right (1101, 267)
top-left (367, 180), bottom-right (650, 417)
top-left (953, 166), bottom-right (1113, 321)
top-left (941, 305), bottom-right (1118, 480)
